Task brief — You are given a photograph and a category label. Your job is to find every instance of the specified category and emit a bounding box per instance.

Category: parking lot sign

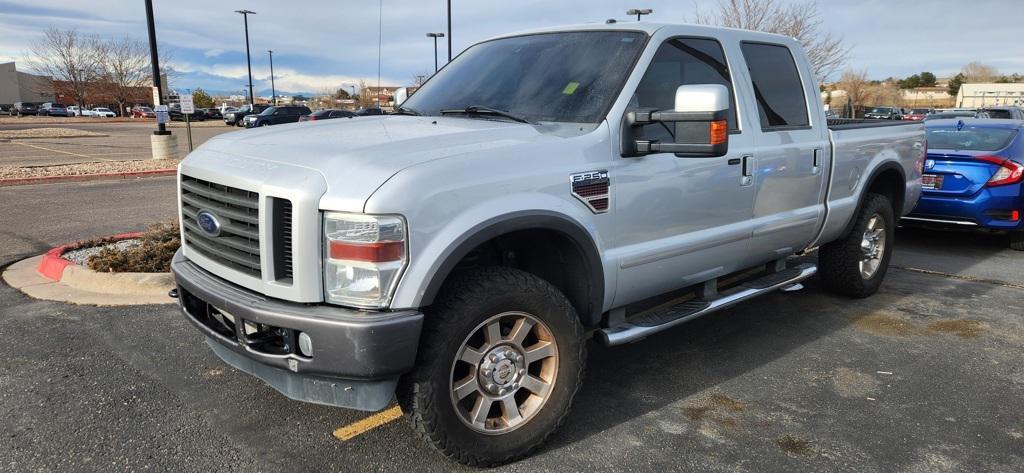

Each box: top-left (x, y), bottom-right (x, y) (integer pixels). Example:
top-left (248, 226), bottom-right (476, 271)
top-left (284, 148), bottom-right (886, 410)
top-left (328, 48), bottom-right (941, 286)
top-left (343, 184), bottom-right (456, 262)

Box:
top-left (180, 94), bottom-right (195, 114)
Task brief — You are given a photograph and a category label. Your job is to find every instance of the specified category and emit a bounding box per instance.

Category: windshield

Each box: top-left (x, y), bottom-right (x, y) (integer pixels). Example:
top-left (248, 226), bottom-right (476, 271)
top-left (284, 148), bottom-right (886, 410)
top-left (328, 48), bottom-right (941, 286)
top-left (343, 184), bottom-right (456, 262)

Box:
top-left (911, 109), bottom-right (930, 114)
top-left (870, 107), bottom-right (892, 113)
top-left (402, 31), bottom-right (647, 123)
top-left (984, 109), bottom-right (1013, 119)
top-left (927, 127), bottom-right (1017, 151)
top-left (259, 107), bottom-right (277, 116)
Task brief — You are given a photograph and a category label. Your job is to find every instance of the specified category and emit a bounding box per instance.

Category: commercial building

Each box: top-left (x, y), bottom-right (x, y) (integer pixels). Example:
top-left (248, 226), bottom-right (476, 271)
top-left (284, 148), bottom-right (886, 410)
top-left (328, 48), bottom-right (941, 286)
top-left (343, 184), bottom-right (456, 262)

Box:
top-left (0, 61), bottom-right (54, 105)
top-left (956, 83), bottom-right (1024, 108)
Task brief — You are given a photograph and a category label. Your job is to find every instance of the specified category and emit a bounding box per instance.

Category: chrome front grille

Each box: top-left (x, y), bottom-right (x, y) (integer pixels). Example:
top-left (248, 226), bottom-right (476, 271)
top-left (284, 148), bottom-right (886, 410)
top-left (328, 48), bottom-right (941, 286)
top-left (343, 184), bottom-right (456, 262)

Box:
top-left (181, 175), bottom-right (262, 277)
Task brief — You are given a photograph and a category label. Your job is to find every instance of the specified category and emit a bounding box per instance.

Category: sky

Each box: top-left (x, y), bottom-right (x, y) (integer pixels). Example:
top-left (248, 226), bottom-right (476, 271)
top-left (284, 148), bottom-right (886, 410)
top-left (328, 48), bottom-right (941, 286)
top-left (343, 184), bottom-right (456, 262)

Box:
top-left (1, 0), bottom-right (1022, 96)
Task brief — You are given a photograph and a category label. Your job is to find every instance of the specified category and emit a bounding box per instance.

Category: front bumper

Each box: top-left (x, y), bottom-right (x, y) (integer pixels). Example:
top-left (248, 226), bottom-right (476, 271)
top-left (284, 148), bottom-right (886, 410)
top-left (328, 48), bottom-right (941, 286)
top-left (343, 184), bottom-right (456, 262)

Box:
top-left (171, 250), bottom-right (423, 411)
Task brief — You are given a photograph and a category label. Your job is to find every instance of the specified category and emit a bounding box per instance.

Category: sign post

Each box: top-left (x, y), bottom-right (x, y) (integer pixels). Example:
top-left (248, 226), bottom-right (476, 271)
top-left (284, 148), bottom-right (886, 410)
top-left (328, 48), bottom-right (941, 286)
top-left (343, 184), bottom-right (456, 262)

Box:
top-left (180, 93), bottom-right (195, 152)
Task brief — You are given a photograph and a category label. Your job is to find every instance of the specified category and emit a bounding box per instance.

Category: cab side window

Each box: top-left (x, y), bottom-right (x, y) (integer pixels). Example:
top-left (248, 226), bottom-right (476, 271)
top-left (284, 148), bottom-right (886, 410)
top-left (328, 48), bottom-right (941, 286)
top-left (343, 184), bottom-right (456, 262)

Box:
top-left (632, 37), bottom-right (737, 144)
top-left (740, 42), bottom-right (809, 130)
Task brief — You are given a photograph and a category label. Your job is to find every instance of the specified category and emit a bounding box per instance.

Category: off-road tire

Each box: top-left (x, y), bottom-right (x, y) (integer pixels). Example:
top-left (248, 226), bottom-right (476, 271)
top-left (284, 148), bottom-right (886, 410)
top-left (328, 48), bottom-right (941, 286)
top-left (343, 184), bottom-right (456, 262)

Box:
top-left (397, 267), bottom-right (586, 467)
top-left (818, 193), bottom-right (896, 297)
top-left (1010, 232), bottom-right (1024, 251)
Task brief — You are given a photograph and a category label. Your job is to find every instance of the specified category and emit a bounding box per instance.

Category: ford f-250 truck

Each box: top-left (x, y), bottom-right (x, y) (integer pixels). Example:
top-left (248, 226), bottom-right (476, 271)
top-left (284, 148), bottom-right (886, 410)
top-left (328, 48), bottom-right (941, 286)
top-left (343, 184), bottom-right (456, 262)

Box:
top-left (171, 22), bottom-right (923, 466)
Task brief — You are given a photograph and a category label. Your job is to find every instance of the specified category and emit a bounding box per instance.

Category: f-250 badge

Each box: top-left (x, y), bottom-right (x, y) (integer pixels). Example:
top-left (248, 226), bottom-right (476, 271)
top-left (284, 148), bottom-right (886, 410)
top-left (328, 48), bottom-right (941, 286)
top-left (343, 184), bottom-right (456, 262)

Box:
top-left (570, 170), bottom-right (610, 214)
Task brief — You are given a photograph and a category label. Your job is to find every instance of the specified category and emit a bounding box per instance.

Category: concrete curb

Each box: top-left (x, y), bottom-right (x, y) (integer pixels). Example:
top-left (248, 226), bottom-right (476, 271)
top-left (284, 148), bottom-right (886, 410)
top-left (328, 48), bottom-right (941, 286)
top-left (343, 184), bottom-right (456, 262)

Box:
top-left (0, 168), bottom-right (176, 187)
top-left (0, 234), bottom-right (176, 306)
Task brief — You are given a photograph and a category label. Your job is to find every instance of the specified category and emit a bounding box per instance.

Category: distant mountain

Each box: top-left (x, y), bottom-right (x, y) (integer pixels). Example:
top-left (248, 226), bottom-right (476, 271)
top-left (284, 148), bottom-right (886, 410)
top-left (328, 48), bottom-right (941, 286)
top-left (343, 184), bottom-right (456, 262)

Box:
top-left (195, 88), bottom-right (319, 98)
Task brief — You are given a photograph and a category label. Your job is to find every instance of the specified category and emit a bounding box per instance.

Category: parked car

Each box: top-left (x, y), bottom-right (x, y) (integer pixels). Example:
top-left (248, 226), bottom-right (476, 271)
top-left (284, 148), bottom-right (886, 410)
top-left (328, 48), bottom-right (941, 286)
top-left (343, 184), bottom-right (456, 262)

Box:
top-left (130, 106), bottom-right (155, 118)
top-left (903, 108), bottom-right (934, 121)
top-left (91, 107), bottom-right (116, 118)
top-left (824, 109), bottom-right (839, 119)
top-left (202, 108), bottom-right (223, 119)
top-left (66, 106), bottom-right (96, 117)
top-left (864, 106), bottom-right (902, 120)
top-left (298, 109), bottom-right (357, 122)
top-left (168, 104), bottom-right (206, 121)
top-left (356, 107), bottom-right (385, 116)
top-left (224, 104), bottom-right (268, 126)
top-left (242, 105), bottom-right (311, 127)
top-left (13, 102), bottom-right (38, 116)
top-left (39, 103), bottom-right (69, 117)
top-left (171, 24), bottom-right (923, 466)
top-left (904, 119), bottom-right (1023, 250)
top-left (925, 110), bottom-right (988, 121)
top-left (980, 106), bottom-right (1024, 120)
top-left (0, 104), bottom-right (9, 115)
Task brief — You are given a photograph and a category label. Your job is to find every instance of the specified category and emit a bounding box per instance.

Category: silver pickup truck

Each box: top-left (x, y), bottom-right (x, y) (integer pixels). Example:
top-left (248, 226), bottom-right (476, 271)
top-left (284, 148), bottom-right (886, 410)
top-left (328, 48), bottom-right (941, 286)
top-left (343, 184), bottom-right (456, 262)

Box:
top-left (171, 22), bottom-right (923, 466)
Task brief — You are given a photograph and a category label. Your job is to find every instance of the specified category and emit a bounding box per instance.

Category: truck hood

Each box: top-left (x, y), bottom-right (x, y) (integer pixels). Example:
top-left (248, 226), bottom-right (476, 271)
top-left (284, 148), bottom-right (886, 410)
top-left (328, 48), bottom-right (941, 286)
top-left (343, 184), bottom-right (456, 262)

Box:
top-left (191, 115), bottom-right (571, 211)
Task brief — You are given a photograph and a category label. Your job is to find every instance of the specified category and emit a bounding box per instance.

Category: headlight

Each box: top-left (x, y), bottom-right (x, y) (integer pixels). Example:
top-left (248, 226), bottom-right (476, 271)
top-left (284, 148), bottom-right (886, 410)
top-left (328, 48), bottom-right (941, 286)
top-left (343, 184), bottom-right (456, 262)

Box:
top-left (322, 212), bottom-right (407, 309)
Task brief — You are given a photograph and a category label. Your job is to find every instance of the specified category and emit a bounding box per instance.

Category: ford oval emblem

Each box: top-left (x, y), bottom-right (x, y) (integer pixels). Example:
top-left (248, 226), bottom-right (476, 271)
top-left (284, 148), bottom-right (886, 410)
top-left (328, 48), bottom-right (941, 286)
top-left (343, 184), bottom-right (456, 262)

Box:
top-left (196, 210), bottom-right (222, 237)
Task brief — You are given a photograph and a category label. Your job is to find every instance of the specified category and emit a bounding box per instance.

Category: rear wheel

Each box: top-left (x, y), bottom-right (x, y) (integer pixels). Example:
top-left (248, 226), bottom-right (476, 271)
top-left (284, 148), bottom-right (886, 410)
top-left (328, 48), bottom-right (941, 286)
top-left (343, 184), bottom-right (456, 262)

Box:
top-left (398, 267), bottom-right (585, 467)
top-left (1010, 232), bottom-right (1024, 251)
top-left (819, 193), bottom-right (895, 297)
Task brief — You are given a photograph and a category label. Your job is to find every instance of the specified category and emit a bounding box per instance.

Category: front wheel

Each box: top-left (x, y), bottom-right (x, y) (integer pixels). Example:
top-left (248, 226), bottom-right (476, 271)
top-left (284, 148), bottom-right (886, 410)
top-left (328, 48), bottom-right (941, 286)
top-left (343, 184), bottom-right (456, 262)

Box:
top-left (818, 193), bottom-right (895, 297)
top-left (398, 267), bottom-right (585, 467)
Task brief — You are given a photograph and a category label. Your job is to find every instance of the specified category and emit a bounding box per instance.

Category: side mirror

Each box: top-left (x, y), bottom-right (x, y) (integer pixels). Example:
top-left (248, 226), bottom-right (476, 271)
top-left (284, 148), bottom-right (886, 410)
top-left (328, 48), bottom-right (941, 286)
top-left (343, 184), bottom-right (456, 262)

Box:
top-left (621, 84), bottom-right (730, 158)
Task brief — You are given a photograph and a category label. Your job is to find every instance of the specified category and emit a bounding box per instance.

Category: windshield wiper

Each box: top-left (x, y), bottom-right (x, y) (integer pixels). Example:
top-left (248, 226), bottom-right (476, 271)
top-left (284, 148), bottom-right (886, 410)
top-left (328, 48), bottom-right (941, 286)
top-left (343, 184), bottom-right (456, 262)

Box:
top-left (439, 105), bottom-right (534, 124)
top-left (392, 106), bottom-right (420, 116)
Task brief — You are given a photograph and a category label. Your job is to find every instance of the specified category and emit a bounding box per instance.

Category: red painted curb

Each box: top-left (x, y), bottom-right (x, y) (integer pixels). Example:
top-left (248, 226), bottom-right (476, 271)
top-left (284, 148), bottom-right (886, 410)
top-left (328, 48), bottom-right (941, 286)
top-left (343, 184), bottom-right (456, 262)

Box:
top-left (36, 232), bottom-right (146, 282)
top-left (0, 168), bottom-right (176, 187)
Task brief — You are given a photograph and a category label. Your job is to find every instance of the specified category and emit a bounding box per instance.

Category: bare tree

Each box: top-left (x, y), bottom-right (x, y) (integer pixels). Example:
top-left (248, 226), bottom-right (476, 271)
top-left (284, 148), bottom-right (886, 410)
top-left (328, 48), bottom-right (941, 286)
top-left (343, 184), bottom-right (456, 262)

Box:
top-left (960, 61), bottom-right (999, 83)
top-left (97, 36), bottom-right (151, 116)
top-left (24, 28), bottom-right (104, 111)
top-left (695, 0), bottom-right (850, 83)
top-left (836, 69), bottom-right (872, 117)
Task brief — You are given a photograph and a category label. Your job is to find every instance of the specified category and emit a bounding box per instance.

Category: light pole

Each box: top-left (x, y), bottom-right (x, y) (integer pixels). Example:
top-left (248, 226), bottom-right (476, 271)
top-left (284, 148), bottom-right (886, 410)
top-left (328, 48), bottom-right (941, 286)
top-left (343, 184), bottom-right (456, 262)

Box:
top-left (268, 50), bottom-right (276, 105)
top-left (234, 9), bottom-right (256, 106)
top-left (446, 0), bottom-right (452, 62)
top-left (426, 33), bottom-right (445, 73)
top-left (627, 8), bottom-right (652, 21)
top-left (144, 0), bottom-right (166, 135)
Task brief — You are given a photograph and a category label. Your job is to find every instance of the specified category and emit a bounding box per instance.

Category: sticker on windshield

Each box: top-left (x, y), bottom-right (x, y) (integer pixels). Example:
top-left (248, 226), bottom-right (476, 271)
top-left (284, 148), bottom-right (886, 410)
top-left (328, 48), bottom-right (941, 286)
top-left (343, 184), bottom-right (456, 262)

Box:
top-left (562, 81), bottom-right (580, 95)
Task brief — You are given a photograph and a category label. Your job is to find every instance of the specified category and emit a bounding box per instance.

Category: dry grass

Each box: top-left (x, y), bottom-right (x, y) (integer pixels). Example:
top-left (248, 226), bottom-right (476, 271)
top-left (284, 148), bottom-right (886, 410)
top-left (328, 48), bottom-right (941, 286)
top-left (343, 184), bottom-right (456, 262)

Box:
top-left (0, 127), bottom-right (106, 139)
top-left (0, 158), bottom-right (179, 180)
top-left (86, 221), bottom-right (180, 273)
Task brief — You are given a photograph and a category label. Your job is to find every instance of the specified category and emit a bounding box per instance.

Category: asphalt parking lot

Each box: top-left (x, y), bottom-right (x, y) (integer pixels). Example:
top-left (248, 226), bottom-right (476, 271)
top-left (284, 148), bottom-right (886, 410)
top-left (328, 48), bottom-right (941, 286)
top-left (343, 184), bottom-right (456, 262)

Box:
top-left (0, 121), bottom-right (235, 167)
top-left (1, 178), bottom-right (1022, 472)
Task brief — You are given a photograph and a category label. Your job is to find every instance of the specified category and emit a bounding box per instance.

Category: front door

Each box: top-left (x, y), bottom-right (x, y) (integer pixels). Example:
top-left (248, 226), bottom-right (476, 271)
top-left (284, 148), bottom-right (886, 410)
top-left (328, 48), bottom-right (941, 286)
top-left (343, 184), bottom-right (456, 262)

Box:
top-left (611, 37), bottom-right (757, 306)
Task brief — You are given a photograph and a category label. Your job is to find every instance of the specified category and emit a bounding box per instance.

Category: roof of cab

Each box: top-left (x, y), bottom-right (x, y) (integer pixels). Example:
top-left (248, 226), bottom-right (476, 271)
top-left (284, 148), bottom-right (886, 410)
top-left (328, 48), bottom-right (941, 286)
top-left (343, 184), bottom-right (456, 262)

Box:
top-left (482, 21), bottom-right (796, 45)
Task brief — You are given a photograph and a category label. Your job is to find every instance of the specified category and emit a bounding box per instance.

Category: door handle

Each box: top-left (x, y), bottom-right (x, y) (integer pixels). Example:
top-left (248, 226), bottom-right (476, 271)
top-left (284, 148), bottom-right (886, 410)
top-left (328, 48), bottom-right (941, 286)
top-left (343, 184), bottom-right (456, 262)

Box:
top-left (812, 148), bottom-right (822, 175)
top-left (740, 155), bottom-right (754, 187)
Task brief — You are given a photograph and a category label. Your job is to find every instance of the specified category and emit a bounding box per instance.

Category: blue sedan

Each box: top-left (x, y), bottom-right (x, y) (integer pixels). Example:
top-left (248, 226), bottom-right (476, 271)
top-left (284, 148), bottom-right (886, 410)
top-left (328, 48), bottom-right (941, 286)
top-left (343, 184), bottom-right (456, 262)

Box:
top-left (903, 119), bottom-right (1024, 250)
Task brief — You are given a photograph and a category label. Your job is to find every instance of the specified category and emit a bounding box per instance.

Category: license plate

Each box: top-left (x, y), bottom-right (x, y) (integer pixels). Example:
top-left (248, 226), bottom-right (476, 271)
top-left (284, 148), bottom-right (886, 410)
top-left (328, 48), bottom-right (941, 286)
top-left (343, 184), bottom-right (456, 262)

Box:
top-left (922, 174), bottom-right (943, 190)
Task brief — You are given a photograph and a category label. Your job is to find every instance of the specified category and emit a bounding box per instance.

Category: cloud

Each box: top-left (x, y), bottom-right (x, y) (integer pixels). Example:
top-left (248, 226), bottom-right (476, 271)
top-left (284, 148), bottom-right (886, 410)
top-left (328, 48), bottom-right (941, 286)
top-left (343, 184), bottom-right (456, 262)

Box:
top-left (203, 48), bottom-right (225, 58)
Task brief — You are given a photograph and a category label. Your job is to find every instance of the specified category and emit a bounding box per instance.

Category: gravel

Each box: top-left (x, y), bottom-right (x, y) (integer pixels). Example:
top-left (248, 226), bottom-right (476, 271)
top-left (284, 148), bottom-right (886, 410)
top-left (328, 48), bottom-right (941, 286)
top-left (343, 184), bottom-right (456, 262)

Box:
top-left (63, 239), bottom-right (141, 266)
top-left (0, 127), bottom-right (106, 139)
top-left (0, 158), bottom-right (179, 179)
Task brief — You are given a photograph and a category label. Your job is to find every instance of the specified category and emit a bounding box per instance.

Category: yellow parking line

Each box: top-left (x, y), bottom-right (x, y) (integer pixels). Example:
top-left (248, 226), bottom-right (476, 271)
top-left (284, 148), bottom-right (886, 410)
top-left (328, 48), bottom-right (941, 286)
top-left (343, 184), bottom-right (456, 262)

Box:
top-left (332, 405), bottom-right (404, 441)
top-left (13, 141), bottom-right (115, 161)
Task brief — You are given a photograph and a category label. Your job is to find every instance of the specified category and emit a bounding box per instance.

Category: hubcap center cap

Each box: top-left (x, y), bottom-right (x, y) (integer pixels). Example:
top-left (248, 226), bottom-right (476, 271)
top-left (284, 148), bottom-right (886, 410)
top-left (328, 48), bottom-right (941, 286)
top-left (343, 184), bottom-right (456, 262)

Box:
top-left (478, 345), bottom-right (525, 395)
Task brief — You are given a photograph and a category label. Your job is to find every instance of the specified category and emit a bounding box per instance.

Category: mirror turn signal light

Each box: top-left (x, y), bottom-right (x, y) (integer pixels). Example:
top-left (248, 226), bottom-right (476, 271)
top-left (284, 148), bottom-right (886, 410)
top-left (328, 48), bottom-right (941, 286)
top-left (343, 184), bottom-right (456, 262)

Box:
top-left (710, 119), bottom-right (727, 145)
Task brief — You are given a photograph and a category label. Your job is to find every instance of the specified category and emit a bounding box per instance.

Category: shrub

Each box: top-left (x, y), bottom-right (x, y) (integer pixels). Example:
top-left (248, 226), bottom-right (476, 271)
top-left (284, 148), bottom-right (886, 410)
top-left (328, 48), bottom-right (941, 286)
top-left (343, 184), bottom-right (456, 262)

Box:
top-left (87, 221), bottom-right (180, 273)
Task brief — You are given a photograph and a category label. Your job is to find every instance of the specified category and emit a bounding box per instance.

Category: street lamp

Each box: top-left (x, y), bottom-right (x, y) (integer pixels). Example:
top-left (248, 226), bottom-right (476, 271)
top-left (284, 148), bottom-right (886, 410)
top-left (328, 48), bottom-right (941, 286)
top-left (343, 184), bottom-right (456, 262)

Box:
top-left (426, 33), bottom-right (445, 73)
top-left (627, 8), bottom-right (652, 21)
top-left (234, 9), bottom-right (256, 106)
top-left (267, 50), bottom-right (276, 105)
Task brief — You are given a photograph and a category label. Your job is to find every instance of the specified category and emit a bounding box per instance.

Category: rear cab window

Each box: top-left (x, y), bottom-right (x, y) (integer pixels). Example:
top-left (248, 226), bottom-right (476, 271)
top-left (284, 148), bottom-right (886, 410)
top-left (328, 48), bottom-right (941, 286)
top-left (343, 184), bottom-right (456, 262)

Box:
top-left (740, 42), bottom-right (809, 130)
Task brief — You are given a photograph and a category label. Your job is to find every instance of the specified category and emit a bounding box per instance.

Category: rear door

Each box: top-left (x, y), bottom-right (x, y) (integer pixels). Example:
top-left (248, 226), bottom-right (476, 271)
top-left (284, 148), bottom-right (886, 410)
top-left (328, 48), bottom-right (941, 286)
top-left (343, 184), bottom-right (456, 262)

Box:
top-left (737, 41), bottom-right (830, 259)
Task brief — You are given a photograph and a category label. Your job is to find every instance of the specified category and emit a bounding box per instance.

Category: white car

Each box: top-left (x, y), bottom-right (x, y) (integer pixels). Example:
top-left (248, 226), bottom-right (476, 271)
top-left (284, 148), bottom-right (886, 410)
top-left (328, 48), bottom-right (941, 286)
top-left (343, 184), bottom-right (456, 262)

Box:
top-left (91, 107), bottom-right (116, 118)
top-left (66, 106), bottom-right (96, 117)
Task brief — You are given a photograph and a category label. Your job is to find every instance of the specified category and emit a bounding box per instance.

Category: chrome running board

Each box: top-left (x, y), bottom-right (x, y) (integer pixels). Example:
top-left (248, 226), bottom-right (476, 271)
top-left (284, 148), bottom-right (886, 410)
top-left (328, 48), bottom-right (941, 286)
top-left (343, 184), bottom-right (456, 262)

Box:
top-left (597, 263), bottom-right (817, 346)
